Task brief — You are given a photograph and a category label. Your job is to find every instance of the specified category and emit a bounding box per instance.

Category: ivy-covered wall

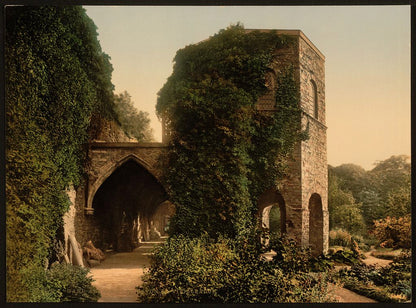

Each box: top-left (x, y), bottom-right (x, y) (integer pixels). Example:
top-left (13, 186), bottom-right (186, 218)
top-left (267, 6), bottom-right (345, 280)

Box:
top-left (5, 6), bottom-right (117, 301)
top-left (156, 25), bottom-right (306, 240)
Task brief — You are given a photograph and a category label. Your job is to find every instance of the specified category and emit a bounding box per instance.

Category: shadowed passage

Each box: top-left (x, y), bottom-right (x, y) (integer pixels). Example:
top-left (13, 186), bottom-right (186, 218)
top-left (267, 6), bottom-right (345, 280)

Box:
top-left (92, 159), bottom-right (173, 252)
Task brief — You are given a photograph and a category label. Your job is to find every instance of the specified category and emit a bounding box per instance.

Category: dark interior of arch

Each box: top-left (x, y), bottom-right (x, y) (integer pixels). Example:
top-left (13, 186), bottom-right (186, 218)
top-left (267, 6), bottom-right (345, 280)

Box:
top-left (309, 193), bottom-right (323, 256)
top-left (92, 159), bottom-right (168, 252)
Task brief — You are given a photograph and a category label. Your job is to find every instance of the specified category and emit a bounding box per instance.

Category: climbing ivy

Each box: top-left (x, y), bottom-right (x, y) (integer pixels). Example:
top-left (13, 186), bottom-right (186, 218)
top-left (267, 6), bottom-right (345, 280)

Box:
top-left (157, 25), bottom-right (305, 240)
top-left (6, 6), bottom-right (115, 301)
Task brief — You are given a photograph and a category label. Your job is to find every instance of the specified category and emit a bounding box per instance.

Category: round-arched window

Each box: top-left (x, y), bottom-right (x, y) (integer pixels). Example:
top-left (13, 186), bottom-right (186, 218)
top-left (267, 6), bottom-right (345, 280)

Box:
top-left (310, 79), bottom-right (318, 119)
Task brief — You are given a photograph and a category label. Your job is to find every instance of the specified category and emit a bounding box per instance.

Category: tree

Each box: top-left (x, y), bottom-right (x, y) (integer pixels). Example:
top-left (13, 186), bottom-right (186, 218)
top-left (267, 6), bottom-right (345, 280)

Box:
top-left (329, 155), bottom-right (411, 230)
top-left (328, 171), bottom-right (366, 235)
top-left (113, 91), bottom-right (153, 141)
top-left (6, 6), bottom-right (114, 301)
top-left (368, 155), bottom-right (411, 208)
top-left (384, 182), bottom-right (411, 218)
top-left (329, 164), bottom-right (369, 201)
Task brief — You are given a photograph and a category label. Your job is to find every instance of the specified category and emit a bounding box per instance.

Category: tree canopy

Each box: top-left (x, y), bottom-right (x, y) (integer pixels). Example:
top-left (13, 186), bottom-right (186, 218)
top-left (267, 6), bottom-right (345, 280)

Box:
top-left (156, 25), bottom-right (305, 239)
top-left (328, 155), bottom-right (411, 236)
top-left (114, 91), bottom-right (153, 141)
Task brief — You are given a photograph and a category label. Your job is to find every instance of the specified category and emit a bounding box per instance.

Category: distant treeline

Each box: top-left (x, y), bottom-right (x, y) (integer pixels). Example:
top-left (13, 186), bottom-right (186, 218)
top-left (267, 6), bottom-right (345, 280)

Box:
top-left (328, 154), bottom-right (410, 238)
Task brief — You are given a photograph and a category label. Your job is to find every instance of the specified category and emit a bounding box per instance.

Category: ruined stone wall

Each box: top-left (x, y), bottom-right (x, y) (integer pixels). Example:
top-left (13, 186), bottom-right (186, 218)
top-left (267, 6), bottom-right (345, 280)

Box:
top-left (256, 31), bottom-right (328, 253)
top-left (298, 35), bottom-right (328, 253)
top-left (73, 183), bottom-right (103, 247)
top-left (73, 143), bottom-right (168, 250)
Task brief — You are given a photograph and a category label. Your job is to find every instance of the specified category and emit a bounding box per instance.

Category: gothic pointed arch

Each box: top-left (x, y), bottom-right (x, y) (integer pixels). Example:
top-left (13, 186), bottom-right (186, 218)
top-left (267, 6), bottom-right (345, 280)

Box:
top-left (87, 154), bottom-right (164, 210)
top-left (91, 157), bottom-right (168, 251)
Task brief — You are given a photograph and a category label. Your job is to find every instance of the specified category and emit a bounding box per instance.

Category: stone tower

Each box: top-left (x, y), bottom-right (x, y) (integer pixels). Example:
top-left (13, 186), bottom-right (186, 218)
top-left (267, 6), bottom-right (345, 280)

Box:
top-left (255, 30), bottom-right (328, 255)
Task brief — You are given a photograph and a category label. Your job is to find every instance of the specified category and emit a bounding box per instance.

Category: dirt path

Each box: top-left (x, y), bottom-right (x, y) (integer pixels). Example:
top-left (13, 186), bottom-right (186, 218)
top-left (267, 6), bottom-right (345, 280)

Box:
top-left (89, 240), bottom-right (162, 302)
top-left (332, 284), bottom-right (377, 303)
top-left (362, 251), bottom-right (393, 267)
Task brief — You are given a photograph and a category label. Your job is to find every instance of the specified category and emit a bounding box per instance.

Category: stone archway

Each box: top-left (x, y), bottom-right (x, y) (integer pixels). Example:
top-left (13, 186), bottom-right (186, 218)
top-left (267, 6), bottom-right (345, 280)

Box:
top-left (258, 189), bottom-right (286, 245)
top-left (308, 193), bottom-right (324, 256)
top-left (92, 159), bottom-right (168, 251)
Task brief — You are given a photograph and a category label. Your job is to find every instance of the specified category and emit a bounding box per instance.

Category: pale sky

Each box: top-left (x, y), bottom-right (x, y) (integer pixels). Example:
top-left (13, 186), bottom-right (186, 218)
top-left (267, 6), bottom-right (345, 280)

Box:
top-left (85, 5), bottom-right (410, 170)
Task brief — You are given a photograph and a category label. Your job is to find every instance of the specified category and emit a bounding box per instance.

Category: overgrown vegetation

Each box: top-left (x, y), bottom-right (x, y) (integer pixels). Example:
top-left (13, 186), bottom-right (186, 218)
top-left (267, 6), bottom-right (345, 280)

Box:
top-left (156, 24), bottom-right (305, 240)
top-left (5, 6), bottom-right (131, 302)
top-left (337, 250), bottom-right (411, 302)
top-left (22, 263), bottom-right (101, 302)
top-left (328, 156), bottom-right (411, 302)
top-left (328, 155), bottom-right (410, 235)
top-left (137, 25), bottom-right (344, 303)
top-left (137, 234), bottom-right (337, 303)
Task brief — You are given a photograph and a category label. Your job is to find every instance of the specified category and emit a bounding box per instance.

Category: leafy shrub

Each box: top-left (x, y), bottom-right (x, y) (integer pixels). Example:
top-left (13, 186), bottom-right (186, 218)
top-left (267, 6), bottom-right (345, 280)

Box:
top-left (328, 249), bottom-right (361, 266)
top-left (308, 254), bottom-right (334, 272)
top-left (372, 215), bottom-right (411, 249)
top-left (46, 263), bottom-right (100, 302)
top-left (137, 234), bottom-right (337, 303)
top-left (20, 263), bottom-right (100, 302)
top-left (269, 235), bottom-right (311, 273)
top-left (329, 229), bottom-right (352, 247)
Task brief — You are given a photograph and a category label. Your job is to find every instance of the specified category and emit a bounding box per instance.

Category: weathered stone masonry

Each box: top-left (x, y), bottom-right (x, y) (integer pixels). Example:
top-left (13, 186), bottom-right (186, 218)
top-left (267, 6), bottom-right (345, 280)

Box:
top-left (68, 29), bottom-right (328, 257)
top-left (256, 30), bottom-right (328, 255)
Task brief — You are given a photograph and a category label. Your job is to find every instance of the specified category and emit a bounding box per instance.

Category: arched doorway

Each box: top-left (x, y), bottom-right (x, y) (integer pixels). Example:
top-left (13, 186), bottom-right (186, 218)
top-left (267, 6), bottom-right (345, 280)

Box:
top-left (92, 159), bottom-right (168, 251)
top-left (309, 193), bottom-right (324, 256)
top-left (258, 189), bottom-right (286, 245)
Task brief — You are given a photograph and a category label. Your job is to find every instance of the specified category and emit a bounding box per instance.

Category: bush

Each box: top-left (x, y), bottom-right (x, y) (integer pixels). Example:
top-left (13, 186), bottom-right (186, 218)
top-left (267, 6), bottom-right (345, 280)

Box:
top-left (328, 248), bottom-right (361, 266)
top-left (19, 263), bottom-right (100, 302)
top-left (372, 215), bottom-right (411, 249)
top-left (46, 263), bottom-right (100, 302)
top-left (336, 249), bottom-right (411, 302)
top-left (329, 229), bottom-right (352, 247)
top-left (137, 234), bottom-right (337, 303)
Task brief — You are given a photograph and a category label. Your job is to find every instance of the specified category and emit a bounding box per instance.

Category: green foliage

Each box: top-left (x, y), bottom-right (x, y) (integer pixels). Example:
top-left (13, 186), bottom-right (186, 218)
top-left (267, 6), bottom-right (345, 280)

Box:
top-left (157, 24), bottom-right (303, 239)
top-left (328, 155), bottom-right (410, 237)
top-left (329, 164), bottom-right (369, 199)
top-left (45, 263), bottom-right (101, 302)
top-left (337, 250), bottom-right (411, 302)
top-left (340, 277), bottom-right (406, 303)
top-left (114, 91), bottom-right (153, 141)
top-left (20, 263), bottom-right (100, 302)
top-left (268, 205), bottom-right (281, 237)
top-left (328, 173), bottom-right (366, 235)
top-left (328, 249), bottom-right (361, 266)
top-left (137, 234), bottom-right (336, 303)
top-left (329, 229), bottom-right (353, 247)
top-left (6, 6), bottom-right (114, 301)
top-left (269, 236), bottom-right (311, 273)
top-left (384, 182), bottom-right (411, 218)
top-left (357, 189), bottom-right (384, 227)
